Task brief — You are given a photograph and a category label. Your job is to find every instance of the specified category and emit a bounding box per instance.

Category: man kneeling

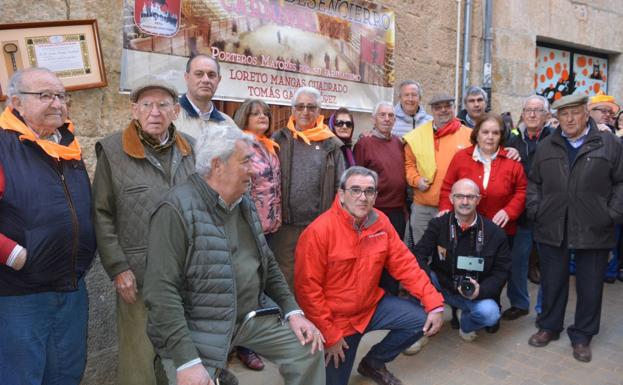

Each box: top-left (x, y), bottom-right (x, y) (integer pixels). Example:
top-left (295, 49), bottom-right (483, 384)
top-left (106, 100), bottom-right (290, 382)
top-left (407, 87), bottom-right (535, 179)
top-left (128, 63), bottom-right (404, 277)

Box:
top-left (295, 166), bottom-right (444, 385)
top-left (143, 125), bottom-right (325, 385)
top-left (414, 178), bottom-right (510, 342)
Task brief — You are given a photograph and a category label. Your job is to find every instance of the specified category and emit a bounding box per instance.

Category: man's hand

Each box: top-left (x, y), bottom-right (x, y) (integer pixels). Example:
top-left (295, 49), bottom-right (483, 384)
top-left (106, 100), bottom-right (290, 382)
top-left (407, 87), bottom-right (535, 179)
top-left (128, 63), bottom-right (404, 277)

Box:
top-left (492, 209), bottom-right (509, 228)
top-left (288, 314), bottom-right (325, 354)
top-left (417, 177), bottom-right (431, 191)
top-left (422, 311), bottom-right (443, 337)
top-left (177, 364), bottom-right (214, 385)
top-left (324, 338), bottom-right (349, 369)
top-left (458, 277), bottom-right (480, 300)
top-left (114, 270), bottom-right (137, 304)
top-left (506, 147), bottom-right (521, 162)
top-left (597, 123), bottom-right (612, 133)
top-left (11, 248), bottom-right (27, 270)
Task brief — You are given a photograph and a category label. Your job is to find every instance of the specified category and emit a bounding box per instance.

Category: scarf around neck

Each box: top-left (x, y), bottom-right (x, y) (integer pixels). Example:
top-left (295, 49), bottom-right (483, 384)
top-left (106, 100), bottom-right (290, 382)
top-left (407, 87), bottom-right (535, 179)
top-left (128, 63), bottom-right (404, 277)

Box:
top-left (286, 115), bottom-right (335, 145)
top-left (244, 129), bottom-right (280, 155)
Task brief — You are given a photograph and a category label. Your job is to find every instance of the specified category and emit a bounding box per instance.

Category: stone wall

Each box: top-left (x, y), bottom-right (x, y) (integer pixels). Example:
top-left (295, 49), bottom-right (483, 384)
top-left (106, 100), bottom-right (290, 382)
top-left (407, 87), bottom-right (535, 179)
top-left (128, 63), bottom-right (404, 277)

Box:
top-left (1, 1), bottom-right (622, 384)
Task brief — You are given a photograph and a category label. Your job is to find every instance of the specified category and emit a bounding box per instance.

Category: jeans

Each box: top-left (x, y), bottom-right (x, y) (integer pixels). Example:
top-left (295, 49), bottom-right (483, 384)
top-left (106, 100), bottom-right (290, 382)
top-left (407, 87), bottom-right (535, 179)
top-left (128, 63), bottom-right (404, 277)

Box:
top-left (0, 278), bottom-right (89, 385)
top-left (430, 272), bottom-right (500, 333)
top-left (325, 295), bottom-right (427, 385)
top-left (506, 225), bottom-right (532, 310)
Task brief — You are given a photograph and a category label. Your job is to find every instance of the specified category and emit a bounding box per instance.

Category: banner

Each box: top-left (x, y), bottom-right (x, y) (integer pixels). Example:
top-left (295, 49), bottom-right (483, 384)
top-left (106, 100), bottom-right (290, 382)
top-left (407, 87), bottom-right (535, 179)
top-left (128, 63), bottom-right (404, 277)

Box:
top-left (121, 0), bottom-right (396, 112)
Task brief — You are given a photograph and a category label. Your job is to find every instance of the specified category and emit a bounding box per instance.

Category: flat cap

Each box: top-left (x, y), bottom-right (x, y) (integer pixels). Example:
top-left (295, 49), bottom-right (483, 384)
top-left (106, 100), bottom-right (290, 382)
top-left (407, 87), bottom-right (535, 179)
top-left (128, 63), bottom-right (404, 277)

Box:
top-left (130, 76), bottom-right (179, 103)
top-left (428, 93), bottom-right (455, 105)
top-left (551, 94), bottom-right (588, 111)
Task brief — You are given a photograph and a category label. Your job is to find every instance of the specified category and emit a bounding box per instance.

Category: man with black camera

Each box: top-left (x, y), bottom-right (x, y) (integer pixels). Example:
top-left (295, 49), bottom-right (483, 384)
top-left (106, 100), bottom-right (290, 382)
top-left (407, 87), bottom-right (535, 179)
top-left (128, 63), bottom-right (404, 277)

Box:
top-left (414, 178), bottom-right (511, 341)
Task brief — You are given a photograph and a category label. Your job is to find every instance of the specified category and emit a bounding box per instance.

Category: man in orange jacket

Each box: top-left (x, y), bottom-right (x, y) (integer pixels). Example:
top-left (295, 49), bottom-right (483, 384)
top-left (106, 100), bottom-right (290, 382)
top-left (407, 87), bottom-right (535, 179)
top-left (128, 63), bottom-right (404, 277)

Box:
top-left (295, 166), bottom-right (444, 385)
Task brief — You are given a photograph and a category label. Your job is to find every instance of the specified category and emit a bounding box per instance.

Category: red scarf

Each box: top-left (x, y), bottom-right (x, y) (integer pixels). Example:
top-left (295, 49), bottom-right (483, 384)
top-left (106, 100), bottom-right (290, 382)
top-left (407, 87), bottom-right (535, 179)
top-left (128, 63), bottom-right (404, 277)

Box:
top-left (434, 118), bottom-right (462, 151)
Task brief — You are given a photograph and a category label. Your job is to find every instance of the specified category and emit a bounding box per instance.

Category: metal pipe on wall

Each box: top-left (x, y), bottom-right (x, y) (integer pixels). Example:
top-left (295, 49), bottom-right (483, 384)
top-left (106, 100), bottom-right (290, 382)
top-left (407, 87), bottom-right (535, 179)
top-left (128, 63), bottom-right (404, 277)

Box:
top-left (483, 0), bottom-right (493, 111)
top-left (460, 0), bottom-right (473, 106)
top-left (454, 0), bottom-right (462, 115)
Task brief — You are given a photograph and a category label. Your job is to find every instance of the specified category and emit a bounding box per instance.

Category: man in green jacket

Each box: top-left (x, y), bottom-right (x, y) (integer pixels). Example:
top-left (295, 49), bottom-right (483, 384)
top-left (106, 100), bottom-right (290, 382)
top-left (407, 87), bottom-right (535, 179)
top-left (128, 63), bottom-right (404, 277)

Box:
top-left (143, 124), bottom-right (325, 385)
top-left (93, 77), bottom-right (196, 385)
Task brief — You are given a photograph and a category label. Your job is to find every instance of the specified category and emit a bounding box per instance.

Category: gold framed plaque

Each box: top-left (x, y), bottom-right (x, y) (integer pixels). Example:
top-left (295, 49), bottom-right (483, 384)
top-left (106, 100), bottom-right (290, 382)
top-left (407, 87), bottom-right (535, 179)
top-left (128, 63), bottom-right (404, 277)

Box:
top-left (0, 19), bottom-right (107, 101)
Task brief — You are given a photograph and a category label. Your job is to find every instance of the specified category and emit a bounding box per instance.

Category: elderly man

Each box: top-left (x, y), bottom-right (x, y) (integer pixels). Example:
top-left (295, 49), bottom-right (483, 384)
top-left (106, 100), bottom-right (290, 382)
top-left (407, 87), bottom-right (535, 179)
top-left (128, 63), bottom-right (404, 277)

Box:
top-left (354, 102), bottom-right (407, 295)
top-left (403, 93), bottom-right (472, 245)
top-left (527, 94), bottom-right (623, 362)
top-left (501, 95), bottom-right (553, 321)
top-left (0, 68), bottom-right (96, 384)
top-left (272, 86), bottom-right (345, 287)
top-left (392, 80), bottom-right (432, 138)
top-left (143, 125), bottom-right (325, 385)
top-left (93, 77), bottom-right (195, 385)
top-left (457, 86), bottom-right (488, 128)
top-left (414, 178), bottom-right (510, 342)
top-left (588, 93), bottom-right (619, 129)
top-left (175, 55), bottom-right (236, 138)
top-left (295, 166), bottom-right (444, 385)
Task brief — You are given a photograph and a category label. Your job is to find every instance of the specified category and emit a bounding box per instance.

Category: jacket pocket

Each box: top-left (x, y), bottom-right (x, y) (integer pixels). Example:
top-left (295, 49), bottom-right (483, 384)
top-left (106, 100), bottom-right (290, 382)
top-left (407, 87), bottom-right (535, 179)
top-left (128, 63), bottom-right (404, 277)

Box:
top-left (123, 246), bottom-right (147, 286)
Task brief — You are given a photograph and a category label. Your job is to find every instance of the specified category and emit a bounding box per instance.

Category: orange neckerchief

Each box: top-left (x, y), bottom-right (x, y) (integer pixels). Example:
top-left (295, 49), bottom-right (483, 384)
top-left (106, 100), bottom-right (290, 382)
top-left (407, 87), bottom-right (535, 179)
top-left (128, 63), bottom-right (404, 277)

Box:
top-left (433, 118), bottom-right (462, 151)
top-left (244, 130), bottom-right (280, 156)
top-left (0, 107), bottom-right (82, 161)
top-left (286, 115), bottom-right (335, 145)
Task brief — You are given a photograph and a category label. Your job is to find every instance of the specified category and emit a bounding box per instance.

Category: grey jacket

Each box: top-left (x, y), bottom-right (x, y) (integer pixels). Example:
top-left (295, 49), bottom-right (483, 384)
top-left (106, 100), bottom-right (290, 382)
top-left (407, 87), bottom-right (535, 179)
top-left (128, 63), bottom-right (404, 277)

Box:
top-left (93, 121), bottom-right (195, 286)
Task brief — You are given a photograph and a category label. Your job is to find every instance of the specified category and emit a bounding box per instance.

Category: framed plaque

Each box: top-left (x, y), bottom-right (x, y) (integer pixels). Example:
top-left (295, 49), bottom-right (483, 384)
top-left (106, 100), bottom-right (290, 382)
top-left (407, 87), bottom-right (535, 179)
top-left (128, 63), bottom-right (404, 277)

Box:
top-left (0, 19), bottom-right (107, 101)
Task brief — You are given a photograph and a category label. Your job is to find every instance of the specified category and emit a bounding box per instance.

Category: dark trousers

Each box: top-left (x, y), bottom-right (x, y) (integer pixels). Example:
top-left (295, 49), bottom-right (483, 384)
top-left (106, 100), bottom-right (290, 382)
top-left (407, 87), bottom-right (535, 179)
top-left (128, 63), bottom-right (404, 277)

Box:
top-left (378, 207), bottom-right (407, 295)
top-left (325, 295), bottom-right (427, 385)
top-left (537, 242), bottom-right (609, 344)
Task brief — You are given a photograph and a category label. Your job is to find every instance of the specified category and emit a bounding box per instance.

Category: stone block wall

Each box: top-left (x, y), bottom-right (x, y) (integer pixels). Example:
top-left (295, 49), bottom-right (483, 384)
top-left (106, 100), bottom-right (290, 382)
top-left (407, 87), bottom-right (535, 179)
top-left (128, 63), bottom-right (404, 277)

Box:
top-left (1, 1), bottom-right (622, 384)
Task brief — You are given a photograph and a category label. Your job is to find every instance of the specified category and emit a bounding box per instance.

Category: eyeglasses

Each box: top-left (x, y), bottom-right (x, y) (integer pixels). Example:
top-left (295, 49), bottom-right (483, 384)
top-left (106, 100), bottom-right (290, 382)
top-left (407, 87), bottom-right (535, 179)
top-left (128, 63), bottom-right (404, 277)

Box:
top-left (592, 108), bottom-right (614, 115)
top-left (523, 108), bottom-right (546, 115)
top-left (136, 101), bottom-right (174, 113)
top-left (19, 91), bottom-right (70, 104)
top-left (334, 120), bottom-right (353, 128)
top-left (344, 187), bottom-right (377, 199)
top-left (294, 104), bottom-right (319, 112)
top-left (452, 193), bottom-right (479, 201)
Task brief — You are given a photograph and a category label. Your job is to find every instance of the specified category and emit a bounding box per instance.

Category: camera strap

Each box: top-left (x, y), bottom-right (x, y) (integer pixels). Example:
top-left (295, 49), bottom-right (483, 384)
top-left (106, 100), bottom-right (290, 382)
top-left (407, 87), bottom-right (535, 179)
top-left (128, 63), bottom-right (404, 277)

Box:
top-left (449, 214), bottom-right (484, 276)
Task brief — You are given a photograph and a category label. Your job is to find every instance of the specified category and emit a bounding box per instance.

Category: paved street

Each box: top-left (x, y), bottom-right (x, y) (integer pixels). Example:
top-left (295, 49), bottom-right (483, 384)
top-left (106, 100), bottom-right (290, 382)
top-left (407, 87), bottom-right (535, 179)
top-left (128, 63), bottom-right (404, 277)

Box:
top-left (231, 279), bottom-right (623, 385)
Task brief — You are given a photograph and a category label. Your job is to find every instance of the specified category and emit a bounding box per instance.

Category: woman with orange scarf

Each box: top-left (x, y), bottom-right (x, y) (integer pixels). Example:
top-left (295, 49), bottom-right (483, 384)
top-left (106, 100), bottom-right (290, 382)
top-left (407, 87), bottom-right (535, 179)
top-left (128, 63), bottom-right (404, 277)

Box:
top-left (232, 98), bottom-right (282, 371)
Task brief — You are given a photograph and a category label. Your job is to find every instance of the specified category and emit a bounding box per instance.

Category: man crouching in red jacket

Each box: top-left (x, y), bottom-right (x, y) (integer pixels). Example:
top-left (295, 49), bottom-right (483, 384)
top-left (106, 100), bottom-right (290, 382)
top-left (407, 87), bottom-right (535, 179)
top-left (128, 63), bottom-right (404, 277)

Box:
top-left (295, 166), bottom-right (444, 385)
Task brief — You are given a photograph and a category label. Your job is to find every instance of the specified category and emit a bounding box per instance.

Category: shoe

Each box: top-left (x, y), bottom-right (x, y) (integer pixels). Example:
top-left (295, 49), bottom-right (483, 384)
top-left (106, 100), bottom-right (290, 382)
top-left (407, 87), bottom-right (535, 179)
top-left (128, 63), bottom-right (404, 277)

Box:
top-left (528, 329), bottom-right (559, 347)
top-left (402, 335), bottom-right (429, 355)
top-left (357, 359), bottom-right (403, 385)
top-left (604, 276), bottom-right (616, 284)
top-left (236, 348), bottom-right (264, 371)
top-left (617, 270), bottom-right (623, 282)
top-left (572, 343), bottom-right (592, 362)
top-left (528, 266), bottom-right (541, 284)
top-left (485, 321), bottom-right (500, 334)
top-left (502, 307), bottom-right (529, 321)
top-left (456, 309), bottom-right (477, 342)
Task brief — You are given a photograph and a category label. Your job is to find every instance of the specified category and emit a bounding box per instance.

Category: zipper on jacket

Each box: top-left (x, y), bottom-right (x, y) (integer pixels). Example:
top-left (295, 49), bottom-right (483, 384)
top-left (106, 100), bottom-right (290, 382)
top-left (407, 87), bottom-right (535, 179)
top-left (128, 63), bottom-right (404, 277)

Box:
top-left (56, 161), bottom-right (79, 288)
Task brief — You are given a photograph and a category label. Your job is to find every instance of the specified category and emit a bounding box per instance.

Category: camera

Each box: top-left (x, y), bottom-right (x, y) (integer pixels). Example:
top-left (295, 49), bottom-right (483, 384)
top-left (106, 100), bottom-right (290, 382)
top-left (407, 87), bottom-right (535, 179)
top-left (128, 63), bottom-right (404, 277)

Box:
top-left (453, 256), bottom-right (484, 297)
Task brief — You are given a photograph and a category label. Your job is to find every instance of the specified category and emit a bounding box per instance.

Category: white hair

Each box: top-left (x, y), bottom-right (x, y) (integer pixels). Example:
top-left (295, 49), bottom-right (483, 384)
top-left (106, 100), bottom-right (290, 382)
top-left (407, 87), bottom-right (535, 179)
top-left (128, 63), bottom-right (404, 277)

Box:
top-left (522, 94), bottom-right (550, 113)
top-left (373, 101), bottom-right (394, 116)
top-left (194, 123), bottom-right (254, 176)
top-left (291, 86), bottom-right (322, 108)
top-left (8, 67), bottom-right (58, 99)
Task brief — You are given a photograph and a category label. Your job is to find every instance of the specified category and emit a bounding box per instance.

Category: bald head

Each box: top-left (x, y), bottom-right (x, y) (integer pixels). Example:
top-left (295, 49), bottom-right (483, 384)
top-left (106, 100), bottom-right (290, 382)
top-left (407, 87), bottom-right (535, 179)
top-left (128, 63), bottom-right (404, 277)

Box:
top-left (451, 178), bottom-right (480, 196)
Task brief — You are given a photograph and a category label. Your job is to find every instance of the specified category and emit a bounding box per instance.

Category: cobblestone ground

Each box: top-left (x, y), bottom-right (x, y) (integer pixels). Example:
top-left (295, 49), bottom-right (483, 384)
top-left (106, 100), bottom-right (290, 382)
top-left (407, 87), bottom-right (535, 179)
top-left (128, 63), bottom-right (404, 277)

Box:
top-left (231, 278), bottom-right (623, 385)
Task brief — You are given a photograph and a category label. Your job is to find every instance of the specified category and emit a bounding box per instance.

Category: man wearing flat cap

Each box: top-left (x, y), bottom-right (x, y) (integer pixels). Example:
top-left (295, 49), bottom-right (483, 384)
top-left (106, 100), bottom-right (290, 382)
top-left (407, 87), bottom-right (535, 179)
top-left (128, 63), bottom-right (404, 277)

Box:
top-left (93, 77), bottom-right (196, 385)
top-left (526, 93), bottom-right (623, 363)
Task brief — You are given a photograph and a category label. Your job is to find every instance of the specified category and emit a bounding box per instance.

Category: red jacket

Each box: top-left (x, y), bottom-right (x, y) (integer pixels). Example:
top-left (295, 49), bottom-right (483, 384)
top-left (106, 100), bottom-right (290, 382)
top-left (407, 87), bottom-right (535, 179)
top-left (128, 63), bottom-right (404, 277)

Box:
top-left (295, 197), bottom-right (444, 348)
top-left (439, 146), bottom-right (527, 235)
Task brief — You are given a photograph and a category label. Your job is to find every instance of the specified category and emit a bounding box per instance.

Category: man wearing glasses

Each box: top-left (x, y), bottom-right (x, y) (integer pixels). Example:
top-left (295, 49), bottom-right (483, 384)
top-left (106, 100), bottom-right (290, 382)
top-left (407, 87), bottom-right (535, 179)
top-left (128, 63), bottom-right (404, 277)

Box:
top-left (272, 86), bottom-right (345, 288)
top-left (588, 93), bottom-right (619, 130)
top-left (295, 166), bottom-right (444, 385)
top-left (0, 68), bottom-right (96, 384)
top-left (413, 178), bottom-right (510, 343)
top-left (93, 77), bottom-right (195, 385)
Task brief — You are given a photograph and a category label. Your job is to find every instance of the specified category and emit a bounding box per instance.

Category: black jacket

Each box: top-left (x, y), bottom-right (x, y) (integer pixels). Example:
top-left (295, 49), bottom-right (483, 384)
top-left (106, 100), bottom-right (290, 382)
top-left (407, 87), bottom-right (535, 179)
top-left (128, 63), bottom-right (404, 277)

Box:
top-left (526, 120), bottom-right (623, 249)
top-left (413, 213), bottom-right (510, 299)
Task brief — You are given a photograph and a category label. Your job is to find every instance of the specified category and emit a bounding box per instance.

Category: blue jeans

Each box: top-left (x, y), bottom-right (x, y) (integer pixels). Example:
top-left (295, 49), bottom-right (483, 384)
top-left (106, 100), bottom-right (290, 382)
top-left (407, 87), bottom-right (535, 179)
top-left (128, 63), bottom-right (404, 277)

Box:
top-left (430, 272), bottom-right (500, 333)
top-left (506, 225), bottom-right (532, 310)
top-left (0, 278), bottom-right (89, 385)
top-left (325, 295), bottom-right (427, 385)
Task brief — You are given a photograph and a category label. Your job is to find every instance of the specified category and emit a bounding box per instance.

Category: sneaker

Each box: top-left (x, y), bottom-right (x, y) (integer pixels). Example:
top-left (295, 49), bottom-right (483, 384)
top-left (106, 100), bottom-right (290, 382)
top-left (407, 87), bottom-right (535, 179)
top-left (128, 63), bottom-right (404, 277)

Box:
top-left (357, 359), bottom-right (403, 385)
top-left (402, 336), bottom-right (429, 355)
top-left (457, 309), bottom-right (477, 342)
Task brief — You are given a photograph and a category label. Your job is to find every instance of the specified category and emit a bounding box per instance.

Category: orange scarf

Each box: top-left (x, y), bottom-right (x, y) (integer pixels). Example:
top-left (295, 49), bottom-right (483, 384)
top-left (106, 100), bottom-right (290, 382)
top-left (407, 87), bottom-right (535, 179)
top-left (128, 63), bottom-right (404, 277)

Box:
top-left (286, 115), bottom-right (335, 145)
top-left (0, 107), bottom-right (82, 161)
top-left (244, 130), bottom-right (280, 156)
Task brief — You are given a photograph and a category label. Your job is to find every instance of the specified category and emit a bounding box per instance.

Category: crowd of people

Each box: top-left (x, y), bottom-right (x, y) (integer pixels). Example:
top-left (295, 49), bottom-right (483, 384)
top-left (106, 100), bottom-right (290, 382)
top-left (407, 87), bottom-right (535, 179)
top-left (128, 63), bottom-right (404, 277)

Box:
top-left (1, 54), bottom-right (622, 385)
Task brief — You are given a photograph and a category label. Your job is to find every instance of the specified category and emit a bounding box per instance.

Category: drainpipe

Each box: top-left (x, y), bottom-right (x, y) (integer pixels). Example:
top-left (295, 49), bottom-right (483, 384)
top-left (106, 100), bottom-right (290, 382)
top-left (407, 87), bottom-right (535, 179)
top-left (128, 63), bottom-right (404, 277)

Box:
top-left (460, 0), bottom-right (473, 107)
top-left (454, 0), bottom-right (462, 115)
top-left (482, 0), bottom-right (493, 111)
